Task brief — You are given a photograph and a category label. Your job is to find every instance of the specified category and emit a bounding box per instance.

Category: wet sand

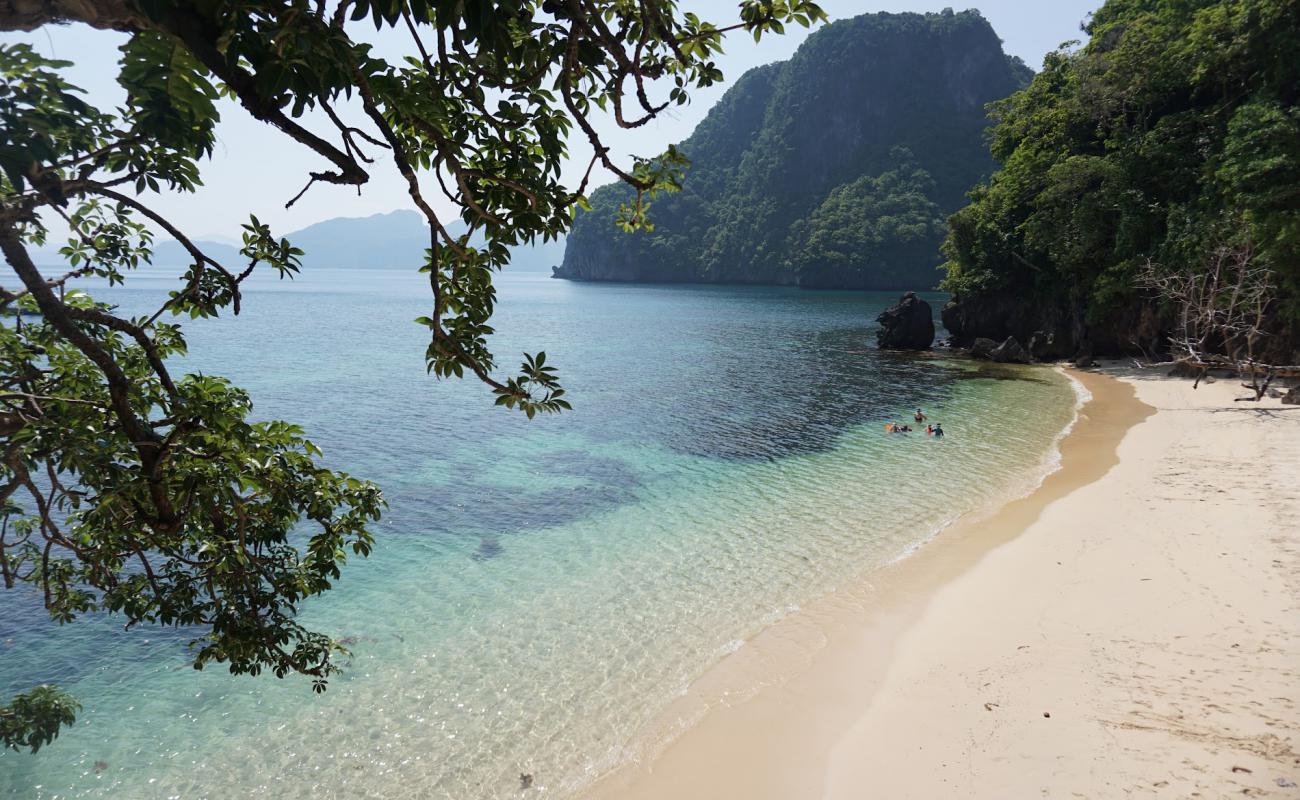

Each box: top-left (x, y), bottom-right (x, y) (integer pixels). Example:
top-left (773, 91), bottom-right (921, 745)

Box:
top-left (580, 366), bottom-right (1300, 798)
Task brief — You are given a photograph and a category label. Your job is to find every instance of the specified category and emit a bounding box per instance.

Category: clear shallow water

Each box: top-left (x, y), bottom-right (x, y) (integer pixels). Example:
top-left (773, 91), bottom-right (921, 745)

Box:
top-left (0, 269), bottom-right (1077, 798)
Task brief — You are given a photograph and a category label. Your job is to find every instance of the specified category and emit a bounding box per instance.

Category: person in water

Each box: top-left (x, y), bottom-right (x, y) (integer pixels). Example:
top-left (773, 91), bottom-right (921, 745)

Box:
top-left (914, 408), bottom-right (926, 423)
top-left (932, 423), bottom-right (944, 438)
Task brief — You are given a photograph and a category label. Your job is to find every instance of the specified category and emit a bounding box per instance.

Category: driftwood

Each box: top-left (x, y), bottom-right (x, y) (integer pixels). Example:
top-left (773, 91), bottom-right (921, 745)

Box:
top-left (1140, 238), bottom-right (1293, 401)
top-left (1168, 356), bottom-right (1300, 400)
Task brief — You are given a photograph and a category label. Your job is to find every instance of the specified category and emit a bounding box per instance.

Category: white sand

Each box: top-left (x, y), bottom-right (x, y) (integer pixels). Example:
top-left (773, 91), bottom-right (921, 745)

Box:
top-left (583, 366), bottom-right (1300, 798)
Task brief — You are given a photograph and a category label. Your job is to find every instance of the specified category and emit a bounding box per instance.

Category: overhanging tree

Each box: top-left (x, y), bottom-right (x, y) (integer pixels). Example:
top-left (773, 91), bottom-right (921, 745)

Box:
top-left (0, 0), bottom-right (826, 752)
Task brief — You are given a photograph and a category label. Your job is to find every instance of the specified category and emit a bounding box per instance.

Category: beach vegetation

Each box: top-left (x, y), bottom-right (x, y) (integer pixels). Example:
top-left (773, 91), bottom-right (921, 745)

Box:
top-left (941, 0), bottom-right (1300, 358)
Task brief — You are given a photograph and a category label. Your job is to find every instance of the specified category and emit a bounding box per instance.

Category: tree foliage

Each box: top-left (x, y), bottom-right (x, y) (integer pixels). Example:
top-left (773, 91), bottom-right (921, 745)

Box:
top-left (0, 0), bottom-right (824, 752)
top-left (941, 0), bottom-right (1300, 354)
top-left (0, 685), bottom-right (80, 754)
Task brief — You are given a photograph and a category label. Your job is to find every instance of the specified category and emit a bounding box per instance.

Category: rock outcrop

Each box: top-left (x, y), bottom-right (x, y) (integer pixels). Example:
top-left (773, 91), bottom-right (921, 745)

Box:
top-left (876, 292), bottom-right (935, 350)
top-left (1027, 330), bottom-right (1056, 361)
top-left (1283, 386), bottom-right (1300, 405)
top-left (990, 336), bottom-right (1031, 363)
top-left (966, 335), bottom-right (1031, 363)
top-left (969, 337), bottom-right (998, 359)
top-left (942, 295), bottom-right (1163, 362)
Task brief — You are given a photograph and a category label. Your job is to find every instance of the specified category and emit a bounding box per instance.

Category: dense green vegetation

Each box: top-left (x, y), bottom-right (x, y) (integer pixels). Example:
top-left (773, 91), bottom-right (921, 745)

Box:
top-left (557, 10), bottom-right (1031, 288)
top-left (941, 0), bottom-right (1300, 359)
top-left (0, 0), bottom-right (824, 752)
top-left (788, 149), bottom-right (945, 288)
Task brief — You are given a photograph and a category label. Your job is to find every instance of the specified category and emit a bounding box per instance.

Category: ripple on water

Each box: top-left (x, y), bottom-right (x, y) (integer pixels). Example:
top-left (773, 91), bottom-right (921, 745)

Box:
top-left (0, 274), bottom-right (1078, 799)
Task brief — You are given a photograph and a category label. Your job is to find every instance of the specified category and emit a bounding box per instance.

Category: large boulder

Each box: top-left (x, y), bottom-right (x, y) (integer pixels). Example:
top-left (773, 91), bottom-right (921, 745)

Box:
top-left (876, 291), bottom-right (935, 350)
top-left (969, 337), bottom-right (999, 359)
top-left (1027, 330), bottom-right (1056, 361)
top-left (1282, 386), bottom-right (1300, 405)
top-left (990, 336), bottom-right (1031, 364)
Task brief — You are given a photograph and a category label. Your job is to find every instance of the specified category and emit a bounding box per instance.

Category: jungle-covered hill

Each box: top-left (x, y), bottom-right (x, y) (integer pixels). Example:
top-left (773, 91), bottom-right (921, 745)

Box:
top-left (554, 9), bottom-right (1032, 289)
top-left (940, 0), bottom-right (1300, 362)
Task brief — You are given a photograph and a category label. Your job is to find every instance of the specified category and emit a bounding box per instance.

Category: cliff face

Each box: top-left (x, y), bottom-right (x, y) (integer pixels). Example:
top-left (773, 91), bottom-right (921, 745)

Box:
top-left (555, 10), bottom-right (1031, 288)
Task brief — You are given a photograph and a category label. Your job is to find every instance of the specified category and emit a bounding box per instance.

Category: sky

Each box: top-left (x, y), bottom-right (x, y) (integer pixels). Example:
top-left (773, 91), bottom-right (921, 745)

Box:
top-left (1, 1), bottom-right (1100, 243)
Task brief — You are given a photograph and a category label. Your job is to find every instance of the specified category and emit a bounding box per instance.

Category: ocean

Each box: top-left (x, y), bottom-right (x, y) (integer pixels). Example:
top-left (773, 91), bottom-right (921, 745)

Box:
top-left (0, 267), bottom-right (1079, 798)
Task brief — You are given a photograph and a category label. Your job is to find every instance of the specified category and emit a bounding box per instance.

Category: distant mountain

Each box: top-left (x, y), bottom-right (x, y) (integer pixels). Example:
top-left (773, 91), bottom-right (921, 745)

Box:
top-left (30, 209), bottom-right (563, 272)
top-left (555, 9), bottom-right (1032, 289)
top-left (287, 210), bottom-right (442, 269)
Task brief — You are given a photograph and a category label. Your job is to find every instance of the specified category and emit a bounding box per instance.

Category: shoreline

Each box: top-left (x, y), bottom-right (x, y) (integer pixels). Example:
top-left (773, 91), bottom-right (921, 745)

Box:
top-left (579, 365), bottom-right (1300, 798)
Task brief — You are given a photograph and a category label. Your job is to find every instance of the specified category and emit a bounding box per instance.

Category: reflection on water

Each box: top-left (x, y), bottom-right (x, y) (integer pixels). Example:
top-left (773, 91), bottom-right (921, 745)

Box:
top-left (0, 272), bottom-right (1076, 799)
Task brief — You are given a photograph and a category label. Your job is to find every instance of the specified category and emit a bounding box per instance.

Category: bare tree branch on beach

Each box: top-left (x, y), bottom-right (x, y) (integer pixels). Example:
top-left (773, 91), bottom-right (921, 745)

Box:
top-left (1139, 238), bottom-right (1300, 401)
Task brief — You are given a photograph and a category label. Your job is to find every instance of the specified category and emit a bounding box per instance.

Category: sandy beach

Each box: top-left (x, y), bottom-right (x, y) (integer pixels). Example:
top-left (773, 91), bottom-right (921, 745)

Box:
top-left (583, 365), bottom-right (1300, 798)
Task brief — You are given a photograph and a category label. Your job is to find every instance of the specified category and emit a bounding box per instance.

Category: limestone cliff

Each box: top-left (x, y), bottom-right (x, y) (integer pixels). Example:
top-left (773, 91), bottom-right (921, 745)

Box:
top-left (555, 9), bottom-right (1031, 289)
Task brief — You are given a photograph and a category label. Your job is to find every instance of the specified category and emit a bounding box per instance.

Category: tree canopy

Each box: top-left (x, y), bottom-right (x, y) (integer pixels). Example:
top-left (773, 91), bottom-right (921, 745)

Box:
top-left (788, 148), bottom-right (945, 288)
top-left (0, 0), bottom-right (825, 752)
top-left (941, 0), bottom-right (1300, 358)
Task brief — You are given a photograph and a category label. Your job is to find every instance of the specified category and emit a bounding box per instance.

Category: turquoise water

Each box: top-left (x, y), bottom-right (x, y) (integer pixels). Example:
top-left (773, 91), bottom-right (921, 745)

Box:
top-left (0, 269), bottom-right (1078, 798)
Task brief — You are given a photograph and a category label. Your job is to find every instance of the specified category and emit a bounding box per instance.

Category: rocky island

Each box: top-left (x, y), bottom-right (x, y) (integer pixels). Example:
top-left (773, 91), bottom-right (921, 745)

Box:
top-left (554, 10), bottom-right (1031, 290)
